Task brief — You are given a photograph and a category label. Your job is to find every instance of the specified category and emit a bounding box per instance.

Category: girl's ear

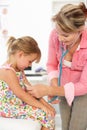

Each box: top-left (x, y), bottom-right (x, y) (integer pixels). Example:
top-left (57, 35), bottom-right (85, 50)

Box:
top-left (17, 51), bottom-right (24, 57)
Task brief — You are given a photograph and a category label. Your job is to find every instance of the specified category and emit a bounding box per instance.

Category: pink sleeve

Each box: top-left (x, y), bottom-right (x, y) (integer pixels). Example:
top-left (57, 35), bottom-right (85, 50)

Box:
top-left (64, 62), bottom-right (87, 106)
top-left (48, 70), bottom-right (58, 81)
top-left (74, 62), bottom-right (87, 96)
top-left (46, 29), bottom-right (60, 75)
top-left (64, 82), bottom-right (74, 106)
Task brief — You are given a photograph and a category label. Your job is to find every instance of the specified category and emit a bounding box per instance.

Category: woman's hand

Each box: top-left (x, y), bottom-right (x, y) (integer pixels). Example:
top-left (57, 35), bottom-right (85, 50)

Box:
top-left (49, 78), bottom-right (60, 104)
top-left (28, 84), bottom-right (49, 98)
top-left (28, 83), bottom-right (64, 98)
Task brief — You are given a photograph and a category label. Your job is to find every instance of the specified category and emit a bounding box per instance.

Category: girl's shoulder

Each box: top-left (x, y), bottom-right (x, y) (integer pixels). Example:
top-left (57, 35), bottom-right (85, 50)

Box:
top-left (0, 64), bottom-right (17, 83)
top-left (0, 64), bottom-right (15, 72)
top-left (0, 64), bottom-right (23, 82)
top-left (0, 64), bottom-right (23, 78)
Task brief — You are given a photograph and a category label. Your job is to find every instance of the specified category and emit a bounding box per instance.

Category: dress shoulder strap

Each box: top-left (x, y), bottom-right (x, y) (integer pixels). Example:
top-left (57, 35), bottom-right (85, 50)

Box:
top-left (0, 64), bottom-right (16, 73)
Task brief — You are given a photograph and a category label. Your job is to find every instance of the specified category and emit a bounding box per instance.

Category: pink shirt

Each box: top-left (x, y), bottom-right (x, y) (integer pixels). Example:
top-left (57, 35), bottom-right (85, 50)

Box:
top-left (47, 28), bottom-right (87, 106)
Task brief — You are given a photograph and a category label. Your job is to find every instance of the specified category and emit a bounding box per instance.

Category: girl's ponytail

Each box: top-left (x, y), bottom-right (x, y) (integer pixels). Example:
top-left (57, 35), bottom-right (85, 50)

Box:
top-left (7, 36), bottom-right (16, 56)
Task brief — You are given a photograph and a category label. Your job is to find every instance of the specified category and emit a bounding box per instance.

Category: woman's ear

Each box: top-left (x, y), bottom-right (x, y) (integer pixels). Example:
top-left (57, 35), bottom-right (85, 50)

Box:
top-left (79, 25), bottom-right (85, 32)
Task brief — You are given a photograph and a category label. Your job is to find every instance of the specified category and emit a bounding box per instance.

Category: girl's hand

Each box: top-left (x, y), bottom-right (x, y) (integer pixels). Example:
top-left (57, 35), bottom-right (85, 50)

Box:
top-left (42, 105), bottom-right (55, 117)
top-left (46, 102), bottom-right (56, 115)
top-left (40, 98), bottom-right (56, 115)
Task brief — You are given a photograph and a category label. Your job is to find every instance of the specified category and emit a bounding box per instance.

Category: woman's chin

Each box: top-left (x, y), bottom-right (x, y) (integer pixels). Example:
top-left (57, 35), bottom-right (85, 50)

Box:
top-left (63, 42), bottom-right (70, 45)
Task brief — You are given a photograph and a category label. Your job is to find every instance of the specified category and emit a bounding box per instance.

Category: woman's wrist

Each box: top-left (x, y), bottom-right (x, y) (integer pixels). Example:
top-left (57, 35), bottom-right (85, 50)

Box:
top-left (47, 86), bottom-right (54, 95)
top-left (47, 85), bottom-right (65, 96)
top-left (50, 78), bottom-right (58, 87)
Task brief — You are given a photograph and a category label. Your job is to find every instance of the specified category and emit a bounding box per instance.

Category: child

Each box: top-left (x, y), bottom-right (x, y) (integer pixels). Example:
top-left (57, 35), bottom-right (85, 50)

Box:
top-left (0, 36), bottom-right (55, 130)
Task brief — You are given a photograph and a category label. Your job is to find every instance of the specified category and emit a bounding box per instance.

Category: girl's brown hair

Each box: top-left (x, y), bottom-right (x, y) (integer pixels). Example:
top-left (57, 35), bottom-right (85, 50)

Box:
top-left (7, 36), bottom-right (41, 63)
top-left (52, 2), bottom-right (87, 33)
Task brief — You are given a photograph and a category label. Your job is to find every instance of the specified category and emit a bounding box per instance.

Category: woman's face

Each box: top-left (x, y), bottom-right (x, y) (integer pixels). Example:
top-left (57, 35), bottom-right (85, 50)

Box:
top-left (57, 26), bottom-right (79, 46)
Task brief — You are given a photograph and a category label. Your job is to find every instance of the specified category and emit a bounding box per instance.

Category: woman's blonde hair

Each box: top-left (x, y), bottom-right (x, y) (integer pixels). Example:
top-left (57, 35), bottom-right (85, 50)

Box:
top-left (52, 2), bottom-right (87, 33)
top-left (7, 36), bottom-right (41, 63)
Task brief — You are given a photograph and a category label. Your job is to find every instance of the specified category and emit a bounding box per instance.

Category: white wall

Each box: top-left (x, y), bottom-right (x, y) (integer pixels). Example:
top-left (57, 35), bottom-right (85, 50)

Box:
top-left (0, 0), bottom-right (86, 69)
top-left (8, 0), bottom-right (52, 70)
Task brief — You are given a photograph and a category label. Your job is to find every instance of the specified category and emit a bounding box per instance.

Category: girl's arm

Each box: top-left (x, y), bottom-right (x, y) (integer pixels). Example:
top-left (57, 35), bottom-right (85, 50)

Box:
top-left (1, 69), bottom-right (50, 113)
top-left (23, 71), bottom-right (56, 113)
top-left (22, 70), bottom-right (32, 87)
top-left (39, 98), bottom-right (56, 115)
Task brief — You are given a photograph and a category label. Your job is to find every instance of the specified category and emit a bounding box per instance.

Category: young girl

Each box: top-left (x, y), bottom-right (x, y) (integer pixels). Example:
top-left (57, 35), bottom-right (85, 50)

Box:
top-left (0, 36), bottom-right (55, 130)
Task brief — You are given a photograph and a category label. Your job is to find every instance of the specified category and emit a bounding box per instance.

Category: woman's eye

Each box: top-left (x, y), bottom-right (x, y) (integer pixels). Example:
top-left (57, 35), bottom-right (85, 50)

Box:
top-left (58, 33), bottom-right (69, 37)
top-left (63, 35), bottom-right (68, 37)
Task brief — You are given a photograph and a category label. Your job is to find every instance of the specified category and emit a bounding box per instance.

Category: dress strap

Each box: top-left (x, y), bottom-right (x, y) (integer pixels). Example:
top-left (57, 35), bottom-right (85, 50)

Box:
top-left (0, 64), bottom-right (16, 73)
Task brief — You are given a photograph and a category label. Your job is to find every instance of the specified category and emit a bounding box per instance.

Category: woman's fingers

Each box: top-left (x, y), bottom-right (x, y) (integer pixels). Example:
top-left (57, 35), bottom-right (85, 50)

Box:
top-left (28, 84), bottom-right (48, 98)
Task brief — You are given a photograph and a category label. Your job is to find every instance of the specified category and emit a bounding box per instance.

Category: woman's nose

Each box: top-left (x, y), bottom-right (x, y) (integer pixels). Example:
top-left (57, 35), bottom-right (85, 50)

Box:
top-left (58, 35), bottom-right (65, 42)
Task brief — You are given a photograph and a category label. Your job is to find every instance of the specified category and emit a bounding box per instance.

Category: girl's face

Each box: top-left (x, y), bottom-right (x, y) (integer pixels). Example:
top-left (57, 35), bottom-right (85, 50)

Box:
top-left (57, 26), bottom-right (80, 46)
top-left (16, 52), bottom-right (38, 71)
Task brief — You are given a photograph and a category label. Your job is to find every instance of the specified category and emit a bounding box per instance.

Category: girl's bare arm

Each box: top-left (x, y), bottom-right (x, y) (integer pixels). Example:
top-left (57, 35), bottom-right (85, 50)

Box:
top-left (1, 69), bottom-right (49, 113)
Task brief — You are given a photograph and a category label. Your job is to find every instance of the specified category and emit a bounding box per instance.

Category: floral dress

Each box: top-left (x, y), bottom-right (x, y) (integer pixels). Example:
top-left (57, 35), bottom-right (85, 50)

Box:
top-left (0, 65), bottom-right (55, 130)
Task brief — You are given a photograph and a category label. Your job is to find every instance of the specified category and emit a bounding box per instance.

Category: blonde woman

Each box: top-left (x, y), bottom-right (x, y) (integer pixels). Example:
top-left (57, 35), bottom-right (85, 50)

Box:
top-left (29, 2), bottom-right (87, 130)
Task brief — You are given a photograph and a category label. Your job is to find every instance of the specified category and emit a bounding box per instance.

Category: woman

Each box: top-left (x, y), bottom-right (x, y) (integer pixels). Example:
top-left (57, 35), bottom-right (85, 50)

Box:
top-left (29, 2), bottom-right (87, 130)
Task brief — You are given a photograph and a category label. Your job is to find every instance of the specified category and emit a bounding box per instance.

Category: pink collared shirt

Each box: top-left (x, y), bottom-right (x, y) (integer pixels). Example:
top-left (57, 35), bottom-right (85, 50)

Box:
top-left (47, 28), bottom-right (87, 106)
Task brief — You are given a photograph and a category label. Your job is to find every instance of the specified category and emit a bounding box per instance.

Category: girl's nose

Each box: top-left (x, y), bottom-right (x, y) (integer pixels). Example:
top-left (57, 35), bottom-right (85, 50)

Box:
top-left (28, 63), bottom-right (32, 67)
